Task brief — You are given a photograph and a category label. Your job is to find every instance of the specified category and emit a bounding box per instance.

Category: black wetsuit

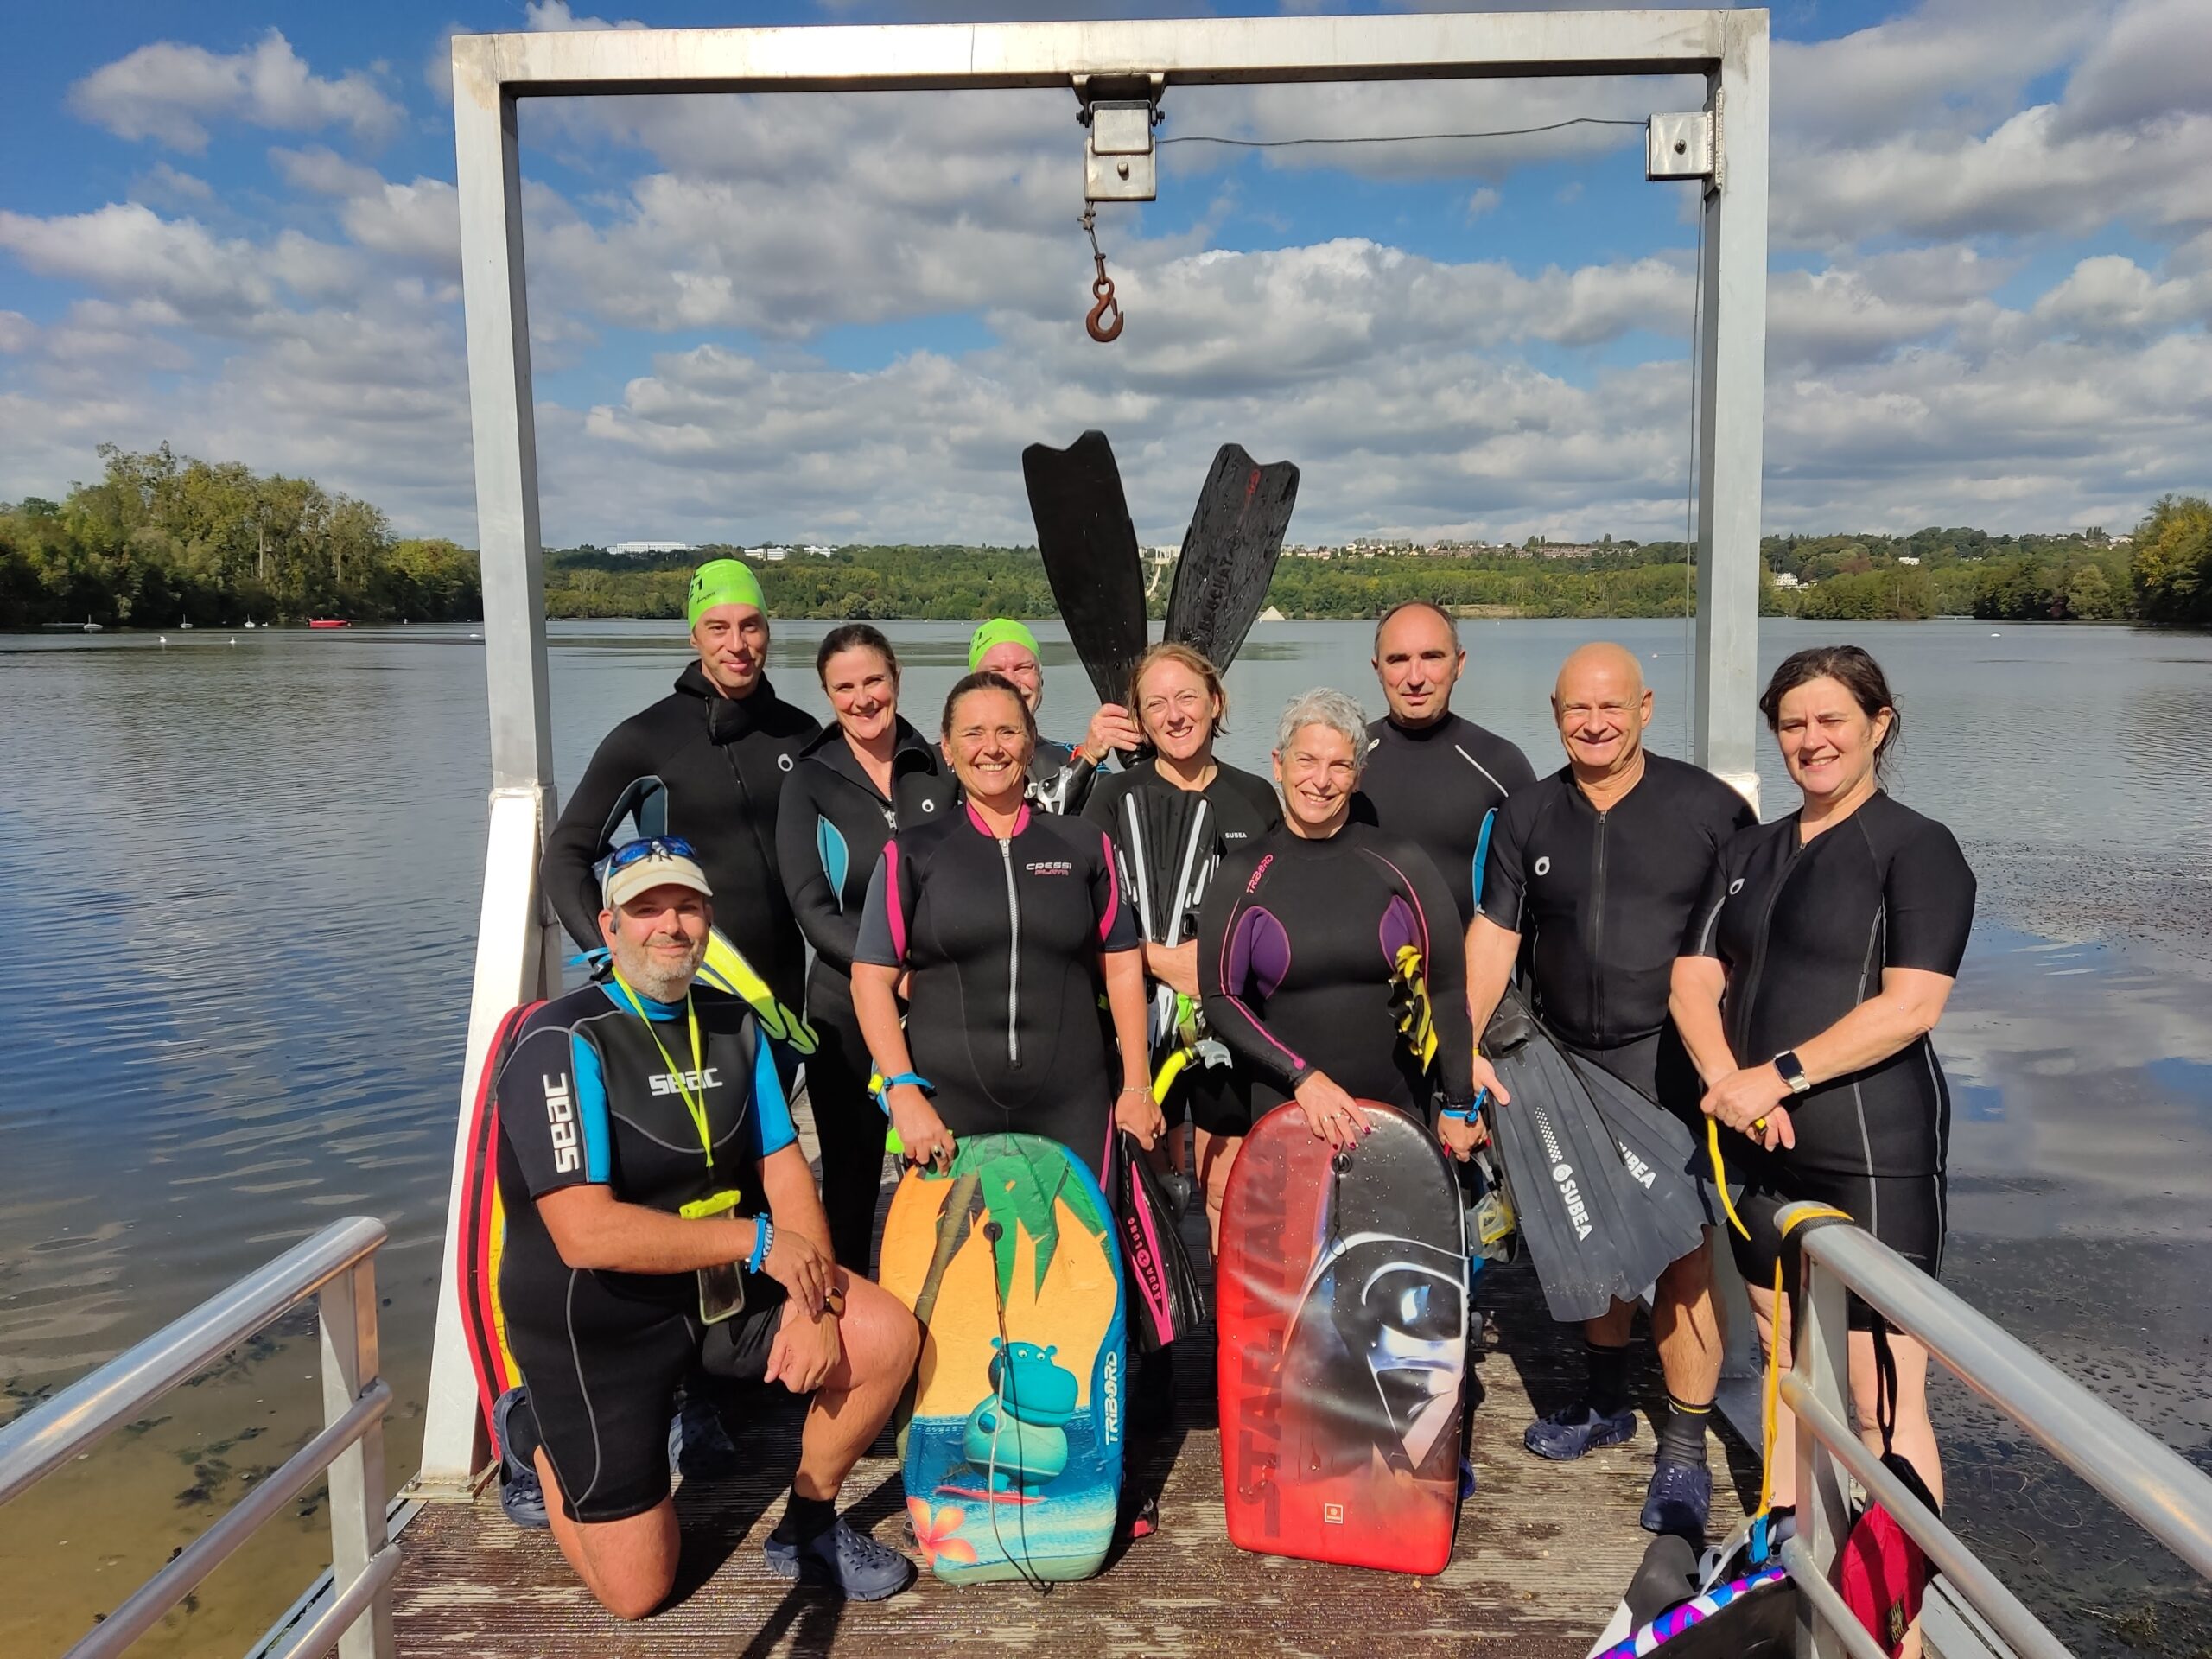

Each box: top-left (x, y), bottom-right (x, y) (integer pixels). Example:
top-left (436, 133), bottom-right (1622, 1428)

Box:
top-left (1084, 760), bottom-right (1282, 1135)
top-left (854, 801), bottom-right (1141, 1176)
top-left (1479, 753), bottom-right (1757, 1116)
top-left (1028, 736), bottom-right (1100, 816)
top-left (1682, 791), bottom-right (1975, 1312)
top-left (542, 664), bottom-right (820, 1008)
top-left (1198, 821), bottom-right (1478, 1122)
top-left (495, 983), bottom-right (795, 1523)
top-left (1357, 712), bottom-right (1537, 928)
top-left (773, 718), bottom-right (957, 1269)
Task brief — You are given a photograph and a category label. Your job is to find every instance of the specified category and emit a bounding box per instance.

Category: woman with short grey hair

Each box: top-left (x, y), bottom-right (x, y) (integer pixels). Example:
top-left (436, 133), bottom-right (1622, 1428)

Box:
top-left (1197, 689), bottom-right (1480, 1179)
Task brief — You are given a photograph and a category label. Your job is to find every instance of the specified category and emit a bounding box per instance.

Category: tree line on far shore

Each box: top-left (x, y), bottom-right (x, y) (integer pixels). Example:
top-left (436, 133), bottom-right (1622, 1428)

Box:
top-left (3, 443), bottom-right (2208, 630)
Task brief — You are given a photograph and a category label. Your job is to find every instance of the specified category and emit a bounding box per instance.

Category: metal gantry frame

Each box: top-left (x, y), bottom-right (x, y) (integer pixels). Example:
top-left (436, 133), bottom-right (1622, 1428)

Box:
top-left (416, 10), bottom-right (1771, 1492)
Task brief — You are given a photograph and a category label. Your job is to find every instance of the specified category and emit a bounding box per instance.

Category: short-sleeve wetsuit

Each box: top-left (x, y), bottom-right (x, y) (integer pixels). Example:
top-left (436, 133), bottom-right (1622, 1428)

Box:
top-left (854, 800), bottom-right (1141, 1176)
top-left (494, 982), bottom-right (797, 1522)
top-left (1084, 759), bottom-right (1282, 1135)
top-left (1356, 712), bottom-right (1537, 928)
top-left (1681, 791), bottom-right (1975, 1308)
top-left (774, 717), bottom-right (957, 1269)
top-left (1478, 753), bottom-right (1756, 1116)
top-left (1198, 821), bottom-right (1479, 1123)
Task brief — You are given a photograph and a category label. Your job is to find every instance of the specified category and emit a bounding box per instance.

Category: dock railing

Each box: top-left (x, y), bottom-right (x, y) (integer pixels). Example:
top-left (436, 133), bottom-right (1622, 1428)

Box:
top-left (1777, 1202), bottom-right (2212, 1659)
top-left (0, 1217), bottom-right (397, 1659)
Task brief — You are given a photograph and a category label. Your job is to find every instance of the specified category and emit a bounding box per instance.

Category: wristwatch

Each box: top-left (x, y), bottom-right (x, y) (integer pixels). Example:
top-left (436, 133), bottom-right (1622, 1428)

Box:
top-left (1772, 1050), bottom-right (1811, 1096)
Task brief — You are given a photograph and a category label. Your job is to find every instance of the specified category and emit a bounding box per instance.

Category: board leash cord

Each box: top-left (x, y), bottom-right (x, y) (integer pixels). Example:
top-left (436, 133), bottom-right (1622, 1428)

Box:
top-left (983, 1220), bottom-right (1052, 1593)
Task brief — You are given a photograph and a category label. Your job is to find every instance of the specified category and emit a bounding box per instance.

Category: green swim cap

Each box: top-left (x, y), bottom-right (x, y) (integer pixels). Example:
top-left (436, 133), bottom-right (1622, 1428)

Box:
top-left (687, 558), bottom-right (767, 628)
top-left (969, 617), bottom-right (1041, 671)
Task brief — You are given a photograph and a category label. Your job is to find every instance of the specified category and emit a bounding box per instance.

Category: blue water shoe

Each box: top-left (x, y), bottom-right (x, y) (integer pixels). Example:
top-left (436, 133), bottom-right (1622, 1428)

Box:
top-left (490, 1387), bottom-right (550, 1531)
top-left (1522, 1402), bottom-right (1637, 1461)
top-left (763, 1514), bottom-right (916, 1600)
top-left (1640, 1458), bottom-right (1713, 1537)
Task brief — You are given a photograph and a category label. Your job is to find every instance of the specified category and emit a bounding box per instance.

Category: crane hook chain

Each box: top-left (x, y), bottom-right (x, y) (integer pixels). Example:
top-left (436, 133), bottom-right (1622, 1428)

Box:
top-left (1080, 206), bottom-right (1123, 343)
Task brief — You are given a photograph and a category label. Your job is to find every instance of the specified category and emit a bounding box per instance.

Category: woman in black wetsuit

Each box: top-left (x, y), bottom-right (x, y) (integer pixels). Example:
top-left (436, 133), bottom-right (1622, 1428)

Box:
top-left (774, 625), bottom-right (957, 1272)
top-left (1084, 642), bottom-right (1280, 1243)
top-left (1671, 645), bottom-right (1974, 1510)
top-left (1198, 687), bottom-right (1480, 1182)
top-left (850, 671), bottom-right (1164, 1177)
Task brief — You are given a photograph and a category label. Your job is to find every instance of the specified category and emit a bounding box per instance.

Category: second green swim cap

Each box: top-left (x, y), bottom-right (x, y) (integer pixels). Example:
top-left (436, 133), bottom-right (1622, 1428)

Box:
top-left (969, 617), bottom-right (1041, 671)
top-left (687, 558), bottom-right (767, 627)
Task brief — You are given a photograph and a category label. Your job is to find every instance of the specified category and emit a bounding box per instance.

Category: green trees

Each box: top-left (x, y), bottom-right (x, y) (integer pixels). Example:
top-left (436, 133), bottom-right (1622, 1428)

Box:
top-left (2131, 495), bottom-right (2212, 626)
top-left (0, 445), bottom-right (481, 627)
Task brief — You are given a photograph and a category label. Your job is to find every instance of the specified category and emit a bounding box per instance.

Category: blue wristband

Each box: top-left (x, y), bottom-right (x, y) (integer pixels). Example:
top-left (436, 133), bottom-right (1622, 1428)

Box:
top-left (870, 1071), bottom-right (933, 1114)
top-left (748, 1217), bottom-right (772, 1274)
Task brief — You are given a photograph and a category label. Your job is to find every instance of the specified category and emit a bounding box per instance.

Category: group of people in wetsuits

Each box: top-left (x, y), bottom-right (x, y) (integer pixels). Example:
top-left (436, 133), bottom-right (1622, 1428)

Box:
top-left (489, 555), bottom-right (1976, 1621)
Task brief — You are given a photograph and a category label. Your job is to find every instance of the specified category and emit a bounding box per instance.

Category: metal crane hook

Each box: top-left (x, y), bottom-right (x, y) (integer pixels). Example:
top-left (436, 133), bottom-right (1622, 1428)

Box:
top-left (1080, 207), bottom-right (1124, 343)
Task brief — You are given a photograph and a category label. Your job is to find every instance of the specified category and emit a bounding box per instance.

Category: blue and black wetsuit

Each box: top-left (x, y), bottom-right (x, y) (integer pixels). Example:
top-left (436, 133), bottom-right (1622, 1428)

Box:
top-left (1356, 712), bottom-right (1536, 929)
top-left (1479, 753), bottom-right (1757, 1119)
top-left (1198, 821), bottom-right (1478, 1122)
top-left (1682, 791), bottom-right (1975, 1318)
top-left (774, 717), bottom-right (957, 1269)
top-left (854, 801), bottom-right (1141, 1176)
top-left (541, 665), bottom-right (820, 1009)
top-left (495, 982), bottom-right (795, 1523)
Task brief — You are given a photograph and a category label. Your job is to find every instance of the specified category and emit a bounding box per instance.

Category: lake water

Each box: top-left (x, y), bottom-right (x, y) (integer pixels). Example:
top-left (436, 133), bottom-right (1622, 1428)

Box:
top-left (2, 617), bottom-right (2208, 1654)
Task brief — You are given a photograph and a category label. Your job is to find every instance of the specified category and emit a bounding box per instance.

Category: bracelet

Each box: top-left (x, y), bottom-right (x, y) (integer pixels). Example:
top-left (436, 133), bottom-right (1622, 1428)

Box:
top-left (747, 1217), bottom-right (773, 1274)
top-left (1117, 1084), bottom-right (1150, 1098)
top-left (869, 1071), bottom-right (933, 1114)
top-left (1439, 1105), bottom-right (1478, 1122)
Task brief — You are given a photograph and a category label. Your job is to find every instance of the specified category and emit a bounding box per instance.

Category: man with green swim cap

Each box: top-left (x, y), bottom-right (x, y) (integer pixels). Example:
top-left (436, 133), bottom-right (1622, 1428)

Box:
top-left (968, 617), bottom-right (1141, 814)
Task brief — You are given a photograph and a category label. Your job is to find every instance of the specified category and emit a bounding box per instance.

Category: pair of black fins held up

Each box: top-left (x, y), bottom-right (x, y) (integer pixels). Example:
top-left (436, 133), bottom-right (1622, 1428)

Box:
top-left (1020, 429), bottom-right (1299, 710)
top-left (1481, 988), bottom-right (1713, 1324)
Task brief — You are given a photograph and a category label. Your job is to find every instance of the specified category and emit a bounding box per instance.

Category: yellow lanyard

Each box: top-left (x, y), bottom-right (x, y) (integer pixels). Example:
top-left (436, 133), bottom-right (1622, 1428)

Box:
top-left (610, 971), bottom-right (714, 1171)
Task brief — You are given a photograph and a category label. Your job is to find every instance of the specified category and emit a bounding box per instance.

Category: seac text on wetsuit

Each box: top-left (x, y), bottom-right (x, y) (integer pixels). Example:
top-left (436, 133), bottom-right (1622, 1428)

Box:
top-left (494, 982), bottom-right (795, 1523)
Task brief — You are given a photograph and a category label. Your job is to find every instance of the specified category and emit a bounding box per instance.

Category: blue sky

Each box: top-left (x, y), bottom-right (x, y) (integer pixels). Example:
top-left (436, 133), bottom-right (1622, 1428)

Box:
top-left (2, 1), bottom-right (2208, 546)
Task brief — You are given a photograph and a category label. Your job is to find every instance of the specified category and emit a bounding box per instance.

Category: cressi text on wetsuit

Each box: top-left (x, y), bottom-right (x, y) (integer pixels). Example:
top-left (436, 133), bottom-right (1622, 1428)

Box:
top-left (1479, 753), bottom-right (1756, 1113)
top-left (773, 717), bottom-right (957, 1269)
top-left (1356, 712), bottom-right (1538, 928)
top-left (1085, 758), bottom-right (1281, 1135)
top-left (1682, 791), bottom-right (1975, 1313)
top-left (542, 664), bottom-right (820, 1007)
top-left (494, 982), bottom-right (795, 1523)
top-left (854, 800), bottom-right (1141, 1176)
top-left (1198, 821), bottom-right (1478, 1122)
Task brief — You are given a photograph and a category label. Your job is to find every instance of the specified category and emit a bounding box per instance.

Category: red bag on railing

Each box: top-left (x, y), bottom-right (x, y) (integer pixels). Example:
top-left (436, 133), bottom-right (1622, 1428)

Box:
top-left (1834, 1330), bottom-right (1942, 1656)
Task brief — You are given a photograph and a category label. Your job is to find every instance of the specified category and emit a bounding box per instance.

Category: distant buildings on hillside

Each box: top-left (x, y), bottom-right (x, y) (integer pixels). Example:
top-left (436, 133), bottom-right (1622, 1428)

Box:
top-left (610, 539), bottom-right (696, 556)
top-left (1281, 537), bottom-right (1631, 561)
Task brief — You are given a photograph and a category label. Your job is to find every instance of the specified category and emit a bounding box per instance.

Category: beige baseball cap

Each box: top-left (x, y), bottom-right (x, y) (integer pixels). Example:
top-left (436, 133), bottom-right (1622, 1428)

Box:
top-left (600, 838), bottom-right (714, 909)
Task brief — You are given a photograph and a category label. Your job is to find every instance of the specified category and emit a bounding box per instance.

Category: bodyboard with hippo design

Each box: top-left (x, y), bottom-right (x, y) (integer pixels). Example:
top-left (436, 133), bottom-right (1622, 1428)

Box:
top-left (1216, 1100), bottom-right (1468, 1574)
top-left (879, 1132), bottom-right (1127, 1584)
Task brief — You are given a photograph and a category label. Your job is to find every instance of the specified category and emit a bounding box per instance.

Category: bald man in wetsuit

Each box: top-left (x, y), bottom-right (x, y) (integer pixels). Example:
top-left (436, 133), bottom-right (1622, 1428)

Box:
top-left (1445, 642), bottom-right (1755, 1537)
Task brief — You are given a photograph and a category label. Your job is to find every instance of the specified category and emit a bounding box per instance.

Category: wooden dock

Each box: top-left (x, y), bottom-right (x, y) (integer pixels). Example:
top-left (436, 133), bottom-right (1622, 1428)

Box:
top-left (387, 1189), bottom-right (1755, 1656)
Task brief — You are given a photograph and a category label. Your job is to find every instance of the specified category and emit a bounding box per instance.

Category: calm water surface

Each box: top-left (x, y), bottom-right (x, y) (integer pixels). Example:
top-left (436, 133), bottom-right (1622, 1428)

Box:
top-left (1, 618), bottom-right (2208, 1654)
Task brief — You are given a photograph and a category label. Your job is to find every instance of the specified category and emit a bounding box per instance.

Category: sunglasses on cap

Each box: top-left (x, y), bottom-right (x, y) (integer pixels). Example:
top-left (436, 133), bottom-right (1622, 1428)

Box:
top-left (594, 835), bottom-right (700, 882)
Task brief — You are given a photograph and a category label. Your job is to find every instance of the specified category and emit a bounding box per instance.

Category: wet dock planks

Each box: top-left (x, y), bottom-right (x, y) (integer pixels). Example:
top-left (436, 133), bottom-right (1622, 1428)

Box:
top-left (389, 1123), bottom-right (1755, 1656)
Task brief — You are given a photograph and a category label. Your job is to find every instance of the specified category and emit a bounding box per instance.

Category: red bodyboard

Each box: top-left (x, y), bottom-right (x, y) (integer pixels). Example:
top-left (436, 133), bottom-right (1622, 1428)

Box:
top-left (456, 1001), bottom-right (542, 1438)
top-left (1216, 1102), bottom-right (1468, 1574)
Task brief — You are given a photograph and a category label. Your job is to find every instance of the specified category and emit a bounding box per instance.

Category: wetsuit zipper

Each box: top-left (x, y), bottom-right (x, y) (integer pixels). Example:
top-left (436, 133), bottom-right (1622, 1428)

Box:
top-left (1733, 830), bottom-right (1806, 1060)
top-left (1589, 805), bottom-right (1609, 1044)
top-left (997, 839), bottom-right (1023, 1068)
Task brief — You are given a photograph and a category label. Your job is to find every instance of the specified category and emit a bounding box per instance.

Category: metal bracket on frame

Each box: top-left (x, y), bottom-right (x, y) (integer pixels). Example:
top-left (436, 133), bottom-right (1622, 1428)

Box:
top-left (1646, 108), bottom-right (1717, 191)
top-left (1076, 73), bottom-right (1165, 201)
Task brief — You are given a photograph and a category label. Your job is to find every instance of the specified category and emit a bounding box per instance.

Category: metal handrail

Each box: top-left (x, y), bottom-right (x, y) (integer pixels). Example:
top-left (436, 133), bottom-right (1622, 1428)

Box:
top-left (0, 1217), bottom-right (396, 1659)
top-left (1777, 1202), bottom-right (2212, 1659)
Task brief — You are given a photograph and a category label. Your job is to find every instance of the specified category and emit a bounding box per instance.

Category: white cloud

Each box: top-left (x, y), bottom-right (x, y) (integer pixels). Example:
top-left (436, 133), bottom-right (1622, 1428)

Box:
top-left (68, 29), bottom-right (402, 154)
top-left (0, 312), bottom-right (33, 353)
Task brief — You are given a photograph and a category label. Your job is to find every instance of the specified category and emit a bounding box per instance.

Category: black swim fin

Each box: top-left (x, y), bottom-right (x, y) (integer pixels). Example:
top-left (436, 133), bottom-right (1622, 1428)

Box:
top-left (1480, 990), bottom-right (1686, 1323)
top-left (1569, 1052), bottom-right (1712, 1266)
top-left (1165, 444), bottom-right (1297, 672)
top-left (1021, 430), bottom-right (1148, 709)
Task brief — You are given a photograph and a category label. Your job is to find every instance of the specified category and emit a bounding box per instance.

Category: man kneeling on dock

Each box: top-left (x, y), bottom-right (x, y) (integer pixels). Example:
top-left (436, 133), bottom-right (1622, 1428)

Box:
top-left (489, 836), bottom-right (920, 1613)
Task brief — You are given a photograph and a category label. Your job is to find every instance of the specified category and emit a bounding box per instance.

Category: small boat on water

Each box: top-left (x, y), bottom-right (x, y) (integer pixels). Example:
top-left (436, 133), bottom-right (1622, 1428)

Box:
top-left (308, 618), bottom-right (353, 629)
